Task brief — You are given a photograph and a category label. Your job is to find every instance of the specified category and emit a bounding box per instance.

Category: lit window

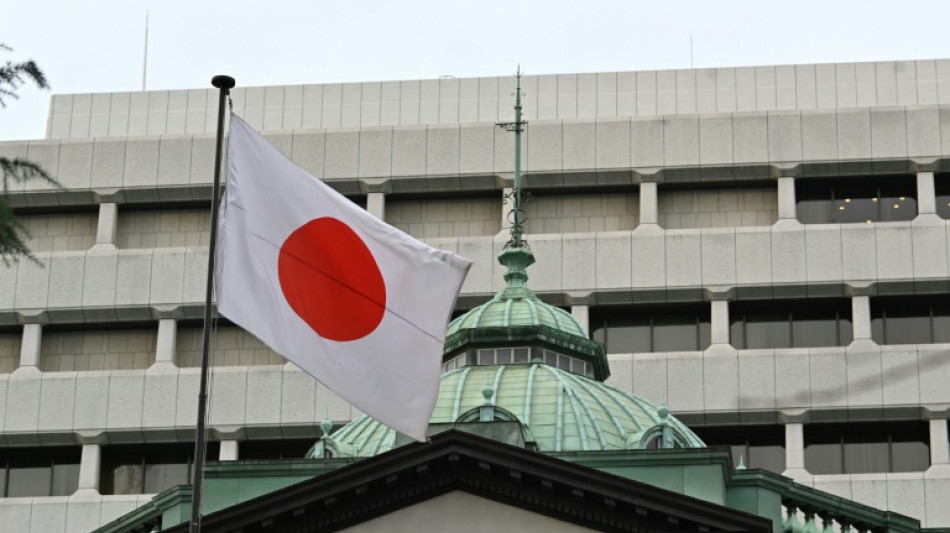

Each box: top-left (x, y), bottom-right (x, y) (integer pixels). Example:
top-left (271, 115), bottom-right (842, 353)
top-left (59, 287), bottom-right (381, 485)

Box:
top-left (796, 176), bottom-right (917, 224)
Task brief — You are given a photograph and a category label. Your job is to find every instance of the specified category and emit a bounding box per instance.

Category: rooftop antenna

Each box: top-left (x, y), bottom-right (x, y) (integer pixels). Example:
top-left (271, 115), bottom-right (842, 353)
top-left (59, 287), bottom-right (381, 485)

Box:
top-left (495, 66), bottom-right (535, 292)
top-left (497, 66), bottom-right (528, 249)
top-left (141, 11), bottom-right (149, 91)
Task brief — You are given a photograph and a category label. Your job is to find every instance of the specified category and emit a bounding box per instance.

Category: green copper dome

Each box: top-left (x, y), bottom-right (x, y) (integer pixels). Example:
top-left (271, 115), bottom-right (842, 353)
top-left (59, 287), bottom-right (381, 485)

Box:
top-left (446, 248), bottom-right (586, 338)
top-left (308, 75), bottom-right (704, 462)
top-left (310, 364), bottom-right (704, 458)
top-left (442, 245), bottom-right (610, 381)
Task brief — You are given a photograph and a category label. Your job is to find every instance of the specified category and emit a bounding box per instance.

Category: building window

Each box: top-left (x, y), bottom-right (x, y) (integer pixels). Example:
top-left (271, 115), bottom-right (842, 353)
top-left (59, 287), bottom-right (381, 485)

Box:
top-left (0, 446), bottom-right (81, 497)
top-left (590, 304), bottom-right (711, 354)
top-left (804, 421), bottom-right (929, 474)
top-left (796, 176), bottom-right (916, 224)
top-left (871, 296), bottom-right (950, 345)
top-left (540, 349), bottom-right (593, 378)
top-left (476, 347), bottom-right (531, 365)
top-left (935, 174), bottom-right (950, 219)
top-left (730, 299), bottom-right (852, 349)
top-left (100, 442), bottom-right (218, 495)
top-left (240, 439), bottom-right (316, 460)
top-left (442, 353), bottom-right (467, 373)
top-left (691, 425), bottom-right (785, 473)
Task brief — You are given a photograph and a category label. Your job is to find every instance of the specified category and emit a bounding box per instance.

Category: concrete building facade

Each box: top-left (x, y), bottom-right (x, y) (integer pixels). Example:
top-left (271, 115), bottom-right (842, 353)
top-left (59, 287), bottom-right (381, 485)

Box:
top-left (2, 58), bottom-right (950, 532)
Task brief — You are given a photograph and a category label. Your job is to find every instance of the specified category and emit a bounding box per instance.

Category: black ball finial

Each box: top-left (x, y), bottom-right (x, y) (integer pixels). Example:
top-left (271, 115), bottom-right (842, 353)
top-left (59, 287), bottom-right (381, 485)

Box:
top-left (211, 75), bottom-right (236, 90)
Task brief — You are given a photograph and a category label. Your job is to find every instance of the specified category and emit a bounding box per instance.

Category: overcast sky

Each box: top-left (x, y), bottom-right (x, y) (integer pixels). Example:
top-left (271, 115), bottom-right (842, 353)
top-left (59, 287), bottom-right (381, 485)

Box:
top-left (3, 0), bottom-right (950, 141)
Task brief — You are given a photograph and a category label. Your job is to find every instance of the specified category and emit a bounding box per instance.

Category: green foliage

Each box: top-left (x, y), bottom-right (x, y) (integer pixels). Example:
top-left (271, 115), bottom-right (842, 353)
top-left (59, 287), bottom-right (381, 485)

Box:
top-left (0, 198), bottom-right (28, 264)
top-left (0, 43), bottom-right (48, 106)
top-left (0, 43), bottom-right (58, 264)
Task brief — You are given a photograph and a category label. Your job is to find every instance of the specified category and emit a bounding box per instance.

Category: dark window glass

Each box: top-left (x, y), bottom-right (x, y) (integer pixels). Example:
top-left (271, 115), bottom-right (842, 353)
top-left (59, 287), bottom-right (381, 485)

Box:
top-left (513, 348), bottom-right (530, 363)
top-left (805, 443), bottom-right (844, 474)
top-left (106, 464), bottom-right (144, 495)
top-left (934, 307), bottom-right (950, 344)
top-left (692, 425), bottom-right (785, 473)
top-left (51, 463), bottom-right (80, 497)
top-left (590, 304), bottom-right (710, 354)
top-left (871, 296), bottom-right (950, 345)
top-left (892, 441), bottom-right (931, 472)
top-left (653, 314), bottom-right (699, 352)
top-left (805, 421), bottom-right (929, 474)
top-left (793, 308), bottom-right (852, 348)
top-left (595, 315), bottom-right (651, 354)
top-left (8, 465), bottom-right (51, 497)
top-left (744, 309), bottom-right (790, 349)
top-left (796, 176), bottom-right (917, 224)
top-left (731, 299), bottom-right (852, 349)
top-left (698, 321), bottom-right (711, 348)
top-left (240, 439), bottom-right (316, 460)
top-left (936, 174), bottom-right (950, 219)
top-left (879, 183), bottom-right (916, 221)
top-left (796, 184), bottom-right (832, 224)
top-left (144, 463), bottom-right (189, 494)
top-left (100, 443), bottom-right (217, 495)
top-left (0, 446), bottom-right (81, 497)
top-left (833, 181), bottom-right (878, 224)
top-left (886, 314), bottom-right (931, 345)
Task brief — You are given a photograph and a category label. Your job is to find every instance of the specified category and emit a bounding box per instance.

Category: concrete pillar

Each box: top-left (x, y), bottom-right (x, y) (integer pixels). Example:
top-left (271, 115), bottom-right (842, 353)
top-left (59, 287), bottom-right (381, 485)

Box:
top-left (367, 192), bottom-right (386, 220)
top-left (19, 323), bottom-right (42, 369)
top-left (930, 417), bottom-right (950, 466)
top-left (95, 202), bottom-right (118, 245)
top-left (917, 171), bottom-right (936, 215)
top-left (77, 443), bottom-right (101, 493)
top-left (777, 177), bottom-right (797, 220)
top-left (219, 440), bottom-right (239, 461)
top-left (639, 182), bottom-right (658, 225)
top-left (571, 305), bottom-right (590, 336)
top-left (851, 296), bottom-right (872, 340)
top-left (785, 422), bottom-right (806, 470)
top-left (710, 300), bottom-right (730, 345)
top-left (153, 318), bottom-right (178, 368)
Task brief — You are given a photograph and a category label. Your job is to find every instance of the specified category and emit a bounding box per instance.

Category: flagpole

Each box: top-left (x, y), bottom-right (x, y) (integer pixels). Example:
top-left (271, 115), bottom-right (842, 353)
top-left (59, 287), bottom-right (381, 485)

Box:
top-left (190, 74), bottom-right (235, 533)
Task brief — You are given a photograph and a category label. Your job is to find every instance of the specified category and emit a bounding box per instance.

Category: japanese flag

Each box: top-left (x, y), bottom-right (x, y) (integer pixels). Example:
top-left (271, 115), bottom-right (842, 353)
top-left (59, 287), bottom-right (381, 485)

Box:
top-left (216, 115), bottom-right (472, 441)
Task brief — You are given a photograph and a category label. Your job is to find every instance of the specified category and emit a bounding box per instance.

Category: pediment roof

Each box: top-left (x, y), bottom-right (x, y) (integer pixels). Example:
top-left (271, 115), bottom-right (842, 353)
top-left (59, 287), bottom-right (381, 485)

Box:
top-left (166, 430), bottom-right (771, 533)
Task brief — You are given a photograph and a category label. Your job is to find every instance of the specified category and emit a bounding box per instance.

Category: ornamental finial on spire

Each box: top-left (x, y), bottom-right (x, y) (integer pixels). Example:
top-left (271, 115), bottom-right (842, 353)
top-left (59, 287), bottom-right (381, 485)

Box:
top-left (496, 68), bottom-right (535, 292)
top-left (497, 67), bottom-right (529, 250)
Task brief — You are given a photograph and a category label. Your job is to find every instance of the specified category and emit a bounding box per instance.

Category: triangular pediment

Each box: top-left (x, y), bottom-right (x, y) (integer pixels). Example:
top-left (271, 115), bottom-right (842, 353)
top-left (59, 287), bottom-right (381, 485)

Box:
top-left (342, 491), bottom-right (598, 533)
top-left (164, 430), bottom-right (772, 533)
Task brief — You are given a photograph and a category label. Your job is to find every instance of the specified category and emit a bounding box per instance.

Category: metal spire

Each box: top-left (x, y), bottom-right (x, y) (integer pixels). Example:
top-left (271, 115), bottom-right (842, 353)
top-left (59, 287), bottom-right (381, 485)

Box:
top-left (496, 67), bottom-right (535, 292)
top-left (498, 66), bottom-right (528, 249)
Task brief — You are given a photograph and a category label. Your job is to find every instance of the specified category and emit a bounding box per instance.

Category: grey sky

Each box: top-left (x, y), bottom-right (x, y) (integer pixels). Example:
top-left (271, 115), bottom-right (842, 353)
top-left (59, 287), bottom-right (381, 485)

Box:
top-left (3, 0), bottom-right (950, 141)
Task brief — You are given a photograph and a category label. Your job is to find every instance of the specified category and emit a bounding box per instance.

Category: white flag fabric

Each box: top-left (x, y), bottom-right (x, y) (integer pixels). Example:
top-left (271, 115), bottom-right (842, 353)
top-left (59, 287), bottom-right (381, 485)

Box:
top-left (216, 115), bottom-right (472, 441)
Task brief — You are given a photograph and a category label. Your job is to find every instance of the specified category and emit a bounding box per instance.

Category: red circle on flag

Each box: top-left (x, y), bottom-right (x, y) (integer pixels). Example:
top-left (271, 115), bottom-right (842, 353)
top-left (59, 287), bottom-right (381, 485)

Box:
top-left (278, 217), bottom-right (387, 342)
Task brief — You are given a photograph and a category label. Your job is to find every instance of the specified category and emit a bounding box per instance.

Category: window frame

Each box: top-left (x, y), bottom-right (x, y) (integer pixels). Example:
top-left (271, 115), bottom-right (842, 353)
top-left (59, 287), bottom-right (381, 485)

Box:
top-left (591, 304), bottom-right (712, 354)
top-left (0, 446), bottom-right (81, 498)
top-left (795, 176), bottom-right (917, 224)
top-left (730, 299), bottom-right (853, 350)
top-left (803, 421), bottom-right (930, 475)
top-left (871, 295), bottom-right (950, 345)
